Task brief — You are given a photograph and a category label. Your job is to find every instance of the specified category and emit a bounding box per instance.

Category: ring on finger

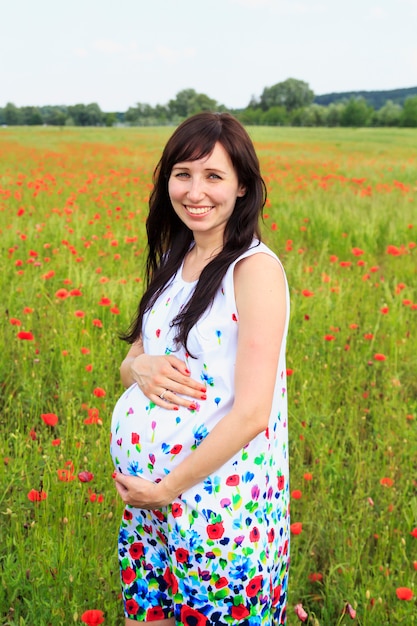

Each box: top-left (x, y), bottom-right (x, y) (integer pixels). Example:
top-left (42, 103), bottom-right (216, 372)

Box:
top-left (159, 390), bottom-right (168, 400)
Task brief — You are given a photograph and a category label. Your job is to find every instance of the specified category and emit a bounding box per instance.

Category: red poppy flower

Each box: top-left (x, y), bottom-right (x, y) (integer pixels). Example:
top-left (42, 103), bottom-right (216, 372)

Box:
top-left (121, 566), bottom-right (136, 585)
top-left (324, 334), bottom-right (336, 341)
top-left (78, 471), bottom-right (94, 483)
top-left (27, 489), bottom-right (47, 502)
top-left (80, 609), bottom-right (105, 625)
top-left (290, 522), bottom-right (303, 535)
top-left (98, 297), bottom-right (111, 306)
top-left (374, 353), bottom-right (387, 361)
top-left (246, 574), bottom-right (263, 597)
top-left (206, 521), bottom-right (225, 539)
top-left (92, 319), bottom-right (103, 328)
top-left (9, 318), bottom-right (21, 326)
top-left (180, 606), bottom-right (208, 626)
top-left (410, 528), bottom-right (417, 538)
top-left (93, 387), bottom-right (106, 397)
top-left (146, 606), bottom-right (165, 620)
top-left (17, 331), bottom-right (34, 341)
top-left (302, 289), bottom-right (314, 297)
top-left (396, 587), bottom-right (413, 601)
top-left (74, 310), bottom-right (85, 318)
top-left (380, 477), bottom-right (394, 487)
top-left (41, 413), bottom-right (58, 426)
top-left (291, 489), bottom-right (302, 499)
top-left (303, 472), bottom-right (313, 481)
top-left (308, 572), bottom-right (323, 582)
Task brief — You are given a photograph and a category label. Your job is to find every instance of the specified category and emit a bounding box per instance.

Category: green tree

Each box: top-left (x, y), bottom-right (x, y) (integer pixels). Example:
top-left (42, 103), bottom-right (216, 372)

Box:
top-left (261, 106), bottom-right (288, 126)
top-left (340, 97), bottom-right (373, 127)
top-left (374, 100), bottom-right (402, 126)
top-left (400, 95), bottom-right (417, 127)
top-left (168, 89), bottom-right (218, 119)
top-left (21, 106), bottom-right (43, 125)
top-left (259, 78), bottom-right (314, 113)
top-left (325, 102), bottom-right (345, 127)
top-left (4, 102), bottom-right (21, 125)
top-left (67, 103), bottom-right (103, 126)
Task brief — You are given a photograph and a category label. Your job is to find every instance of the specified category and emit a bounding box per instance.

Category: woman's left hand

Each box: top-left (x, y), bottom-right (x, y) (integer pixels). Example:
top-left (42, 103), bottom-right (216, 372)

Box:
top-left (113, 472), bottom-right (173, 509)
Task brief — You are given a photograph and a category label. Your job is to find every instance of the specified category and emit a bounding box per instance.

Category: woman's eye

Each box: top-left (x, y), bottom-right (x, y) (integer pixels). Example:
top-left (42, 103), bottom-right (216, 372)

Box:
top-left (208, 173), bottom-right (221, 180)
top-left (175, 172), bottom-right (189, 178)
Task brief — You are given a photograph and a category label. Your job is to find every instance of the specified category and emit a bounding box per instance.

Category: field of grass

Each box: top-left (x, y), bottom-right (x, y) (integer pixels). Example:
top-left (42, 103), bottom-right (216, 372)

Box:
top-left (0, 125), bottom-right (416, 625)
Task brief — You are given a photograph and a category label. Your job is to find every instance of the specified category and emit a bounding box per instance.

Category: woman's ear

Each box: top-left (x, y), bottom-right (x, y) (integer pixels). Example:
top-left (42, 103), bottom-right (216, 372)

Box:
top-left (237, 185), bottom-right (246, 197)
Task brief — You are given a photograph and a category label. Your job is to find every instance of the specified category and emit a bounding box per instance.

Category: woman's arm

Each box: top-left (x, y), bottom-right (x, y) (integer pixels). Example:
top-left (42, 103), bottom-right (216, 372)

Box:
top-left (114, 253), bottom-right (288, 507)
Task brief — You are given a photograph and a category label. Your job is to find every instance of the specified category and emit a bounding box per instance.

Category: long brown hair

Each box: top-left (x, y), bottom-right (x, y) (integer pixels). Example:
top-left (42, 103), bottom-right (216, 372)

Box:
top-left (121, 112), bottom-right (267, 353)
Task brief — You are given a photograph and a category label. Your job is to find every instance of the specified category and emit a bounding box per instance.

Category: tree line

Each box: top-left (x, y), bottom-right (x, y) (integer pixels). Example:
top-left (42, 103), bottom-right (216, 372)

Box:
top-left (2, 78), bottom-right (417, 128)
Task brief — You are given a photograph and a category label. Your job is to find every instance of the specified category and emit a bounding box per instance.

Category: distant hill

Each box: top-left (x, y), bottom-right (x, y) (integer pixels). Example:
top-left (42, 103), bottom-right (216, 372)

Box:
top-left (314, 86), bottom-right (417, 109)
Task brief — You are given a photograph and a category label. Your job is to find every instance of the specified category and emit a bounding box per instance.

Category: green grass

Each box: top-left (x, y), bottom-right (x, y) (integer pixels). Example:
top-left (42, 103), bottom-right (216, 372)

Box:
top-left (0, 126), bottom-right (416, 625)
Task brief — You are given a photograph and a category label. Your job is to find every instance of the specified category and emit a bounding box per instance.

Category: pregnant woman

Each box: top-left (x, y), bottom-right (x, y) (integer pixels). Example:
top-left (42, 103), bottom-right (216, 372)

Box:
top-left (110, 112), bottom-right (290, 625)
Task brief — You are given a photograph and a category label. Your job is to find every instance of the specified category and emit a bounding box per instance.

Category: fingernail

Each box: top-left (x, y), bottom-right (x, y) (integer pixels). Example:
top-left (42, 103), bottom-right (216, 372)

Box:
top-left (173, 406), bottom-right (179, 411)
top-left (200, 387), bottom-right (206, 393)
top-left (185, 368), bottom-right (191, 374)
top-left (201, 394), bottom-right (207, 400)
top-left (112, 471), bottom-right (117, 479)
top-left (189, 403), bottom-right (198, 411)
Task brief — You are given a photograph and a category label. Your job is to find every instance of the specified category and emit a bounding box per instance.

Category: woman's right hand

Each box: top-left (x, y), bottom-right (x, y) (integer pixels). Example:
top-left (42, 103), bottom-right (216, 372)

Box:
top-left (129, 353), bottom-right (207, 410)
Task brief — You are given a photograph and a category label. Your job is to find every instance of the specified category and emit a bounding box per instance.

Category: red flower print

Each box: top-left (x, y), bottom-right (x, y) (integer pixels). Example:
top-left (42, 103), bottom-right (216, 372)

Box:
top-left (272, 583), bottom-right (282, 606)
top-left (171, 502), bottom-right (183, 518)
top-left (267, 528), bottom-right (275, 543)
top-left (17, 331), bottom-right (34, 341)
top-left (226, 474), bottom-right (240, 486)
top-left (277, 475), bottom-right (285, 490)
top-left (93, 387), bottom-right (106, 397)
top-left (131, 433), bottom-right (140, 444)
top-left (41, 413), bottom-right (58, 426)
top-left (215, 576), bottom-right (228, 589)
top-left (246, 574), bottom-right (263, 597)
top-left (146, 606), bottom-right (165, 620)
top-left (180, 606), bottom-right (208, 626)
top-left (163, 567), bottom-right (179, 594)
top-left (123, 509), bottom-right (133, 520)
top-left (81, 609), bottom-right (105, 625)
top-left (27, 489), bottom-right (47, 502)
top-left (291, 522), bottom-right (303, 535)
top-left (175, 547), bottom-right (189, 563)
top-left (170, 444), bottom-right (182, 454)
top-left (231, 604), bottom-right (250, 620)
top-left (249, 526), bottom-right (260, 542)
top-left (206, 521), bottom-right (225, 539)
top-left (121, 566), bottom-right (136, 585)
top-left (396, 587), bottom-right (413, 601)
top-left (125, 598), bottom-right (139, 615)
top-left (129, 542), bottom-right (144, 559)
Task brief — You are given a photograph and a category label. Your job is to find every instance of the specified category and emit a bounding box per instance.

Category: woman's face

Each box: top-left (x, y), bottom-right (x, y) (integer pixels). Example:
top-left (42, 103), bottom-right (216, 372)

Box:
top-left (168, 142), bottom-right (246, 240)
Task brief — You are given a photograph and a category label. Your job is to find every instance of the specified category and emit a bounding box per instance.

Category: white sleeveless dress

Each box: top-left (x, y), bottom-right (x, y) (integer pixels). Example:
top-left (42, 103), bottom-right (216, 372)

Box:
top-left (110, 240), bottom-right (290, 625)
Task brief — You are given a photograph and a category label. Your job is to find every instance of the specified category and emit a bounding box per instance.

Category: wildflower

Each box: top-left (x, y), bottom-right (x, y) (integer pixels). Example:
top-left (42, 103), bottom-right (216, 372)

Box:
top-left (380, 306), bottom-right (389, 314)
top-left (93, 387), bottom-right (106, 398)
top-left (80, 609), bottom-right (105, 625)
top-left (291, 489), bottom-right (302, 499)
top-left (98, 297), bottom-right (111, 306)
top-left (294, 603), bottom-right (308, 622)
top-left (9, 318), bottom-right (21, 326)
top-left (74, 310), bottom-right (85, 318)
top-left (410, 528), bottom-right (417, 538)
top-left (374, 353), bottom-right (387, 361)
top-left (290, 522), bottom-right (303, 535)
top-left (27, 489), bottom-right (47, 502)
top-left (303, 472), bottom-right (313, 481)
top-left (41, 413), bottom-right (58, 427)
top-left (380, 477), bottom-right (394, 487)
top-left (55, 288), bottom-right (69, 299)
top-left (17, 331), bottom-right (34, 341)
top-left (308, 572), bottom-right (323, 582)
top-left (78, 471), bottom-right (94, 483)
top-left (396, 587), bottom-right (413, 601)
top-left (344, 603), bottom-right (357, 619)
top-left (302, 289), bottom-right (314, 297)
top-left (324, 334), bottom-right (336, 341)
top-left (92, 319), bottom-right (103, 328)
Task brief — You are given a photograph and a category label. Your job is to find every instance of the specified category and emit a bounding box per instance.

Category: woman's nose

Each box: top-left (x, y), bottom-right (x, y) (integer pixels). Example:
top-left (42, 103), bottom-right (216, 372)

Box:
top-left (187, 177), bottom-right (205, 202)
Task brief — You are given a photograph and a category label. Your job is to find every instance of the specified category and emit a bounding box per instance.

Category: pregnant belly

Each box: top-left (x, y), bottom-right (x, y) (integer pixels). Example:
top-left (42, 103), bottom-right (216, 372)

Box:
top-left (110, 383), bottom-right (210, 481)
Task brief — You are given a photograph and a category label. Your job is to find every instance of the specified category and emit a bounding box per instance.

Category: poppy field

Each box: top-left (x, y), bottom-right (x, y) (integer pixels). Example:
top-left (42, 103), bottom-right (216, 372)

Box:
top-left (0, 125), bottom-right (416, 625)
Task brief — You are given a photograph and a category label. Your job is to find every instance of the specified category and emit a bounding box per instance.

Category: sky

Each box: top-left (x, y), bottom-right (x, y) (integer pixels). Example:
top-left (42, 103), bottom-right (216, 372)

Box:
top-left (1, 0), bottom-right (416, 112)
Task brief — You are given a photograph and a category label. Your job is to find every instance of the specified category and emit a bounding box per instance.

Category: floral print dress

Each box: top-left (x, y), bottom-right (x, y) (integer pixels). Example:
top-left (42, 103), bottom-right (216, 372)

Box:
top-left (110, 240), bottom-right (290, 625)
